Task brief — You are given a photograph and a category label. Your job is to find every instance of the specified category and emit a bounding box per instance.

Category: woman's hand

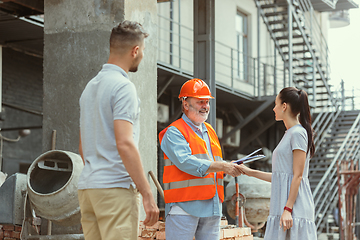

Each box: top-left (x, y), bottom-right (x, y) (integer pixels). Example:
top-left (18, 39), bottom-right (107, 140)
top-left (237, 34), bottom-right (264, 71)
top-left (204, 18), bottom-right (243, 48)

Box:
top-left (232, 163), bottom-right (272, 182)
top-left (279, 210), bottom-right (293, 231)
top-left (236, 164), bottom-right (252, 176)
top-left (223, 162), bottom-right (244, 177)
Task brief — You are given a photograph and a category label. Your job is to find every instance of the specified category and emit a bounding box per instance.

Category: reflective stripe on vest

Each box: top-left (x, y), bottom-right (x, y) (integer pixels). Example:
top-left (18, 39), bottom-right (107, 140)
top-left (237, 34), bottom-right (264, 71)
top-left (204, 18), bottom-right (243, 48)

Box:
top-left (159, 118), bottom-right (224, 204)
top-left (164, 153), bottom-right (210, 167)
top-left (164, 177), bottom-right (215, 190)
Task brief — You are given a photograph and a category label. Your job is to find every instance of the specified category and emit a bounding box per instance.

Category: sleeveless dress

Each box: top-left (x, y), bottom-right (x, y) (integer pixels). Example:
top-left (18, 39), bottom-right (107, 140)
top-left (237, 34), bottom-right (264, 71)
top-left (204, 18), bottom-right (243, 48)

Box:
top-left (264, 124), bottom-right (317, 240)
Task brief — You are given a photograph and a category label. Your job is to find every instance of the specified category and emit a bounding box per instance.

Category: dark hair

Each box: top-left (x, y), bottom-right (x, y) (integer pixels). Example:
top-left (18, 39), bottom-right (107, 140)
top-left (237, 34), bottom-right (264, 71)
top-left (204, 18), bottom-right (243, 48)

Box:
top-left (279, 87), bottom-right (315, 157)
top-left (110, 20), bottom-right (149, 52)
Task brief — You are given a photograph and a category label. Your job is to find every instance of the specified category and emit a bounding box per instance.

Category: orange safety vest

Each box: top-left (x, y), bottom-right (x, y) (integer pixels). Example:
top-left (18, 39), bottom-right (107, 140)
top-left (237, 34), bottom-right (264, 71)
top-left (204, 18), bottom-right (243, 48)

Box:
top-left (159, 118), bottom-right (224, 204)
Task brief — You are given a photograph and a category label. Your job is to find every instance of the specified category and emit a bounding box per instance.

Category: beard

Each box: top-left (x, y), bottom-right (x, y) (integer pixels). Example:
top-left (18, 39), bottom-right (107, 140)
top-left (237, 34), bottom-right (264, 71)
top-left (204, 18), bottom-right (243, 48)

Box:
top-left (129, 65), bottom-right (138, 73)
top-left (129, 53), bottom-right (142, 72)
top-left (192, 113), bottom-right (208, 125)
top-left (188, 104), bottom-right (209, 125)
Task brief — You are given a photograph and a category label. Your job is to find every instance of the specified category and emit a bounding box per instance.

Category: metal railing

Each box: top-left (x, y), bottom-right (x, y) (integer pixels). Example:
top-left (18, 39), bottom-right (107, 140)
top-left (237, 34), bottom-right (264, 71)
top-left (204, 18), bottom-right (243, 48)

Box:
top-left (312, 98), bottom-right (342, 151)
top-left (214, 41), bottom-right (286, 97)
top-left (157, 14), bottom-right (194, 74)
top-left (343, 87), bottom-right (360, 110)
top-left (309, 80), bottom-right (360, 231)
top-left (158, 13), bottom-right (287, 98)
top-left (313, 111), bottom-right (360, 229)
top-left (297, 0), bottom-right (331, 81)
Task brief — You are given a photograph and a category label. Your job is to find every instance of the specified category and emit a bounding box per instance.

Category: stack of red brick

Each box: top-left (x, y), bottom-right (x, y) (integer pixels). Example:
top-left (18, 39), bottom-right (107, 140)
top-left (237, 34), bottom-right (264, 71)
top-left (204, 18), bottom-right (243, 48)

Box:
top-left (0, 225), bottom-right (21, 240)
top-left (138, 220), bottom-right (253, 240)
top-left (138, 221), bottom-right (166, 240)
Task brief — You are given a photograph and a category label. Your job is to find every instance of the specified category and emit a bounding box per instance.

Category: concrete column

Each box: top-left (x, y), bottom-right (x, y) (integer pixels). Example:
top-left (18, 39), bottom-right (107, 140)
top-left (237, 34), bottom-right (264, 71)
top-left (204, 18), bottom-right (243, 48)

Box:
top-left (124, 0), bottom-right (158, 220)
top-left (43, 0), bottom-right (157, 220)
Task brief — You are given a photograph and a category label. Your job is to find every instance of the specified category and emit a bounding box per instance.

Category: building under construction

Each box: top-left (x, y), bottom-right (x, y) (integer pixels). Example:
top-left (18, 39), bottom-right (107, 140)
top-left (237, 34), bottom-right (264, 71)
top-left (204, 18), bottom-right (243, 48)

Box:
top-left (0, 0), bottom-right (359, 239)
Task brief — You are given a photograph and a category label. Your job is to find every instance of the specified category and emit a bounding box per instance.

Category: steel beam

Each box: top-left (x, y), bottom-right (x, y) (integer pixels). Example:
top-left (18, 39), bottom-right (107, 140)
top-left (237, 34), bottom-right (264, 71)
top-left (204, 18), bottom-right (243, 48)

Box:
top-left (194, 0), bottom-right (216, 128)
top-left (287, 0), bottom-right (293, 86)
top-left (257, 6), bottom-right (261, 99)
top-left (220, 97), bottom-right (275, 143)
top-left (274, 42), bottom-right (277, 95)
top-left (313, 55), bottom-right (316, 107)
top-left (5, 0), bottom-right (44, 13)
top-left (167, 106), bottom-right (182, 125)
top-left (157, 75), bottom-right (175, 100)
top-left (230, 104), bottom-right (244, 122)
top-left (229, 118), bottom-right (276, 159)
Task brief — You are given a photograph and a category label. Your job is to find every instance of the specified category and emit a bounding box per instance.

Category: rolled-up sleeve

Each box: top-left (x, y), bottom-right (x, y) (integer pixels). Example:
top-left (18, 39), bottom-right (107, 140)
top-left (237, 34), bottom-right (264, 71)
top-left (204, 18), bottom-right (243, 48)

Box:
top-left (160, 126), bottom-right (211, 177)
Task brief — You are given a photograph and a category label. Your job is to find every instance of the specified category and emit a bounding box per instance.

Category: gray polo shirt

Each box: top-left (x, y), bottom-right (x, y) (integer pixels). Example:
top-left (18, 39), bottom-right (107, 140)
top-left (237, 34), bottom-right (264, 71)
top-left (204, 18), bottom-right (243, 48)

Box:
top-left (78, 64), bottom-right (140, 189)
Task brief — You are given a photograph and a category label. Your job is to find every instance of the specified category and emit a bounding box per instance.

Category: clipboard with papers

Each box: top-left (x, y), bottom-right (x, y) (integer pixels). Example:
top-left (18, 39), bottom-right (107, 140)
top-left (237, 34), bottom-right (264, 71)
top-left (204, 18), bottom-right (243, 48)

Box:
top-left (233, 148), bottom-right (266, 165)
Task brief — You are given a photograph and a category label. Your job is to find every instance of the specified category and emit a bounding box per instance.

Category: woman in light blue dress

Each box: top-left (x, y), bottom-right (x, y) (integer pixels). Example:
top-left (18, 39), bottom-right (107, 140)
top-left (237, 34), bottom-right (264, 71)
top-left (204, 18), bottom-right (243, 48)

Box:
top-left (239, 87), bottom-right (317, 240)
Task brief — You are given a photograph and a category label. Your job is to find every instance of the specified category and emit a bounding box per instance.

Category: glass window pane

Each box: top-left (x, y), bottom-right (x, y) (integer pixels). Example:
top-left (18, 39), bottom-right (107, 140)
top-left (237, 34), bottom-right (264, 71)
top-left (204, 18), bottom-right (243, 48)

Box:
top-left (235, 14), bottom-right (242, 32)
top-left (236, 11), bottom-right (248, 81)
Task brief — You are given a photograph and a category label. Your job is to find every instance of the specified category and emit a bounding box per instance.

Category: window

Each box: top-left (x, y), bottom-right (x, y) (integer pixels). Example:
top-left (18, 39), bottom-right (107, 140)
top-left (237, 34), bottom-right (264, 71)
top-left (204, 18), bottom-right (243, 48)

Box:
top-left (235, 11), bottom-right (249, 82)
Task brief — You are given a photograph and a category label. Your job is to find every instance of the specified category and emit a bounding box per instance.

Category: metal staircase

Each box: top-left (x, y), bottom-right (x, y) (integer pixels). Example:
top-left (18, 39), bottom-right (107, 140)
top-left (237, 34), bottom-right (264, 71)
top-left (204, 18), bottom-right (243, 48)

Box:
top-left (255, 0), bottom-right (360, 235)
top-left (255, 0), bottom-right (333, 108)
top-left (311, 109), bottom-right (360, 232)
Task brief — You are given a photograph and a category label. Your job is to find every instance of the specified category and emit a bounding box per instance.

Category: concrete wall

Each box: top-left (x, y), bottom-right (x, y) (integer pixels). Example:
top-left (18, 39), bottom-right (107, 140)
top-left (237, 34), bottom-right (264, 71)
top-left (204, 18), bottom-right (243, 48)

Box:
top-left (43, 0), bottom-right (114, 153)
top-left (43, 0), bottom-right (158, 221)
top-left (1, 48), bottom-right (43, 176)
top-left (124, 0), bottom-right (159, 219)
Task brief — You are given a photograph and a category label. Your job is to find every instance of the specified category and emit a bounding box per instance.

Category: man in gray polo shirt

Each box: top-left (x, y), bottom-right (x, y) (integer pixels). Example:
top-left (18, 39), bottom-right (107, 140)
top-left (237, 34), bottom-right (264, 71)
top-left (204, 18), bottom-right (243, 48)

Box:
top-left (78, 20), bottom-right (159, 240)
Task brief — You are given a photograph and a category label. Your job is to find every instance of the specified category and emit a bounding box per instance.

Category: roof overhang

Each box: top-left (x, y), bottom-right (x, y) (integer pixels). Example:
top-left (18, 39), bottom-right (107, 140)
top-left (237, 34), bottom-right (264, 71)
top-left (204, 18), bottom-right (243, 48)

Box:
top-left (0, 0), bottom-right (44, 57)
top-left (311, 0), bottom-right (337, 12)
top-left (334, 0), bottom-right (359, 11)
top-left (311, 0), bottom-right (359, 12)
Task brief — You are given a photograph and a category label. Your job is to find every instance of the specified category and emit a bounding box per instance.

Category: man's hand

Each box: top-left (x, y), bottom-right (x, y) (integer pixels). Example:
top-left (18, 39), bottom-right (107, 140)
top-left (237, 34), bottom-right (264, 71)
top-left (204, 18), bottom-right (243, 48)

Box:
top-left (142, 194), bottom-right (160, 226)
top-left (114, 120), bottom-right (159, 226)
top-left (206, 161), bottom-right (244, 177)
top-left (222, 162), bottom-right (244, 177)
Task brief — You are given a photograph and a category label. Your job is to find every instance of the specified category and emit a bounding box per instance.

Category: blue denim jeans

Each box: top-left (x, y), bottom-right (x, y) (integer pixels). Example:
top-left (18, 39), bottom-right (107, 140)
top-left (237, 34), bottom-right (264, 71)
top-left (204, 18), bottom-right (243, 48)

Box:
top-left (165, 214), bottom-right (221, 240)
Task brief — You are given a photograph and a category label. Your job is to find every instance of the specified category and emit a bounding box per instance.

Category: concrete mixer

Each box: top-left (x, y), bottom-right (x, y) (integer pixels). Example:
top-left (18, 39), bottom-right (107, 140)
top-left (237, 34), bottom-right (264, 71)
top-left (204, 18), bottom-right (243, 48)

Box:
top-left (27, 150), bottom-right (84, 226)
top-left (0, 150), bottom-right (85, 239)
top-left (225, 175), bottom-right (271, 231)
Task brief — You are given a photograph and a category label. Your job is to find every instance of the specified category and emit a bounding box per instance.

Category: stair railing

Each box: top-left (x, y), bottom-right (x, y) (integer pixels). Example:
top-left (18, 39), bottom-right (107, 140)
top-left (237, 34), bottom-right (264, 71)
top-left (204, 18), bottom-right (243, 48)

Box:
top-left (312, 101), bottom-right (343, 151)
top-left (315, 127), bottom-right (360, 230)
top-left (297, 0), bottom-right (330, 79)
top-left (313, 112), bottom-right (360, 228)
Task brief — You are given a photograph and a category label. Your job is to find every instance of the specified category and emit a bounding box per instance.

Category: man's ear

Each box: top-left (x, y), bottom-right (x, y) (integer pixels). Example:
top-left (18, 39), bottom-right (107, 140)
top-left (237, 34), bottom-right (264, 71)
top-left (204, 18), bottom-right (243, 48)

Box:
top-left (183, 100), bottom-right (189, 111)
top-left (131, 45), bottom-right (139, 57)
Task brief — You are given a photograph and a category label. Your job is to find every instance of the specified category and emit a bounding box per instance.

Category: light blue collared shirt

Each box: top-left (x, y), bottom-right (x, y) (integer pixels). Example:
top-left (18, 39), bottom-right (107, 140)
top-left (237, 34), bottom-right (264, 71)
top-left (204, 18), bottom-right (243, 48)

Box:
top-left (160, 114), bottom-right (222, 218)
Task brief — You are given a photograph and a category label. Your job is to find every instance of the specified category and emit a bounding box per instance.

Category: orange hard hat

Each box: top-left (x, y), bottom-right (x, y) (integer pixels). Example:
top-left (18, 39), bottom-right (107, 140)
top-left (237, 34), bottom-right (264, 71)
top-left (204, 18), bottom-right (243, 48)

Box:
top-left (178, 78), bottom-right (214, 99)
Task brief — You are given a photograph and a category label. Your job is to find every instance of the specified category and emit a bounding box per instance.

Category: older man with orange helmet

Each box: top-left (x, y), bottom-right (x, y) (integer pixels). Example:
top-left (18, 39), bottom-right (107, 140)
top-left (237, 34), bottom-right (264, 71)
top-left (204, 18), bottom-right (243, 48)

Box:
top-left (159, 79), bottom-right (243, 240)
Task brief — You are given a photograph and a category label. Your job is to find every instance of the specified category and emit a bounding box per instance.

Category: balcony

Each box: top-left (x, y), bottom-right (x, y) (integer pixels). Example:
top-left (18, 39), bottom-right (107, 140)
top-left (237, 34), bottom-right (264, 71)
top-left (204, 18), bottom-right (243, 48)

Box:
top-left (157, 13), bottom-right (286, 100)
